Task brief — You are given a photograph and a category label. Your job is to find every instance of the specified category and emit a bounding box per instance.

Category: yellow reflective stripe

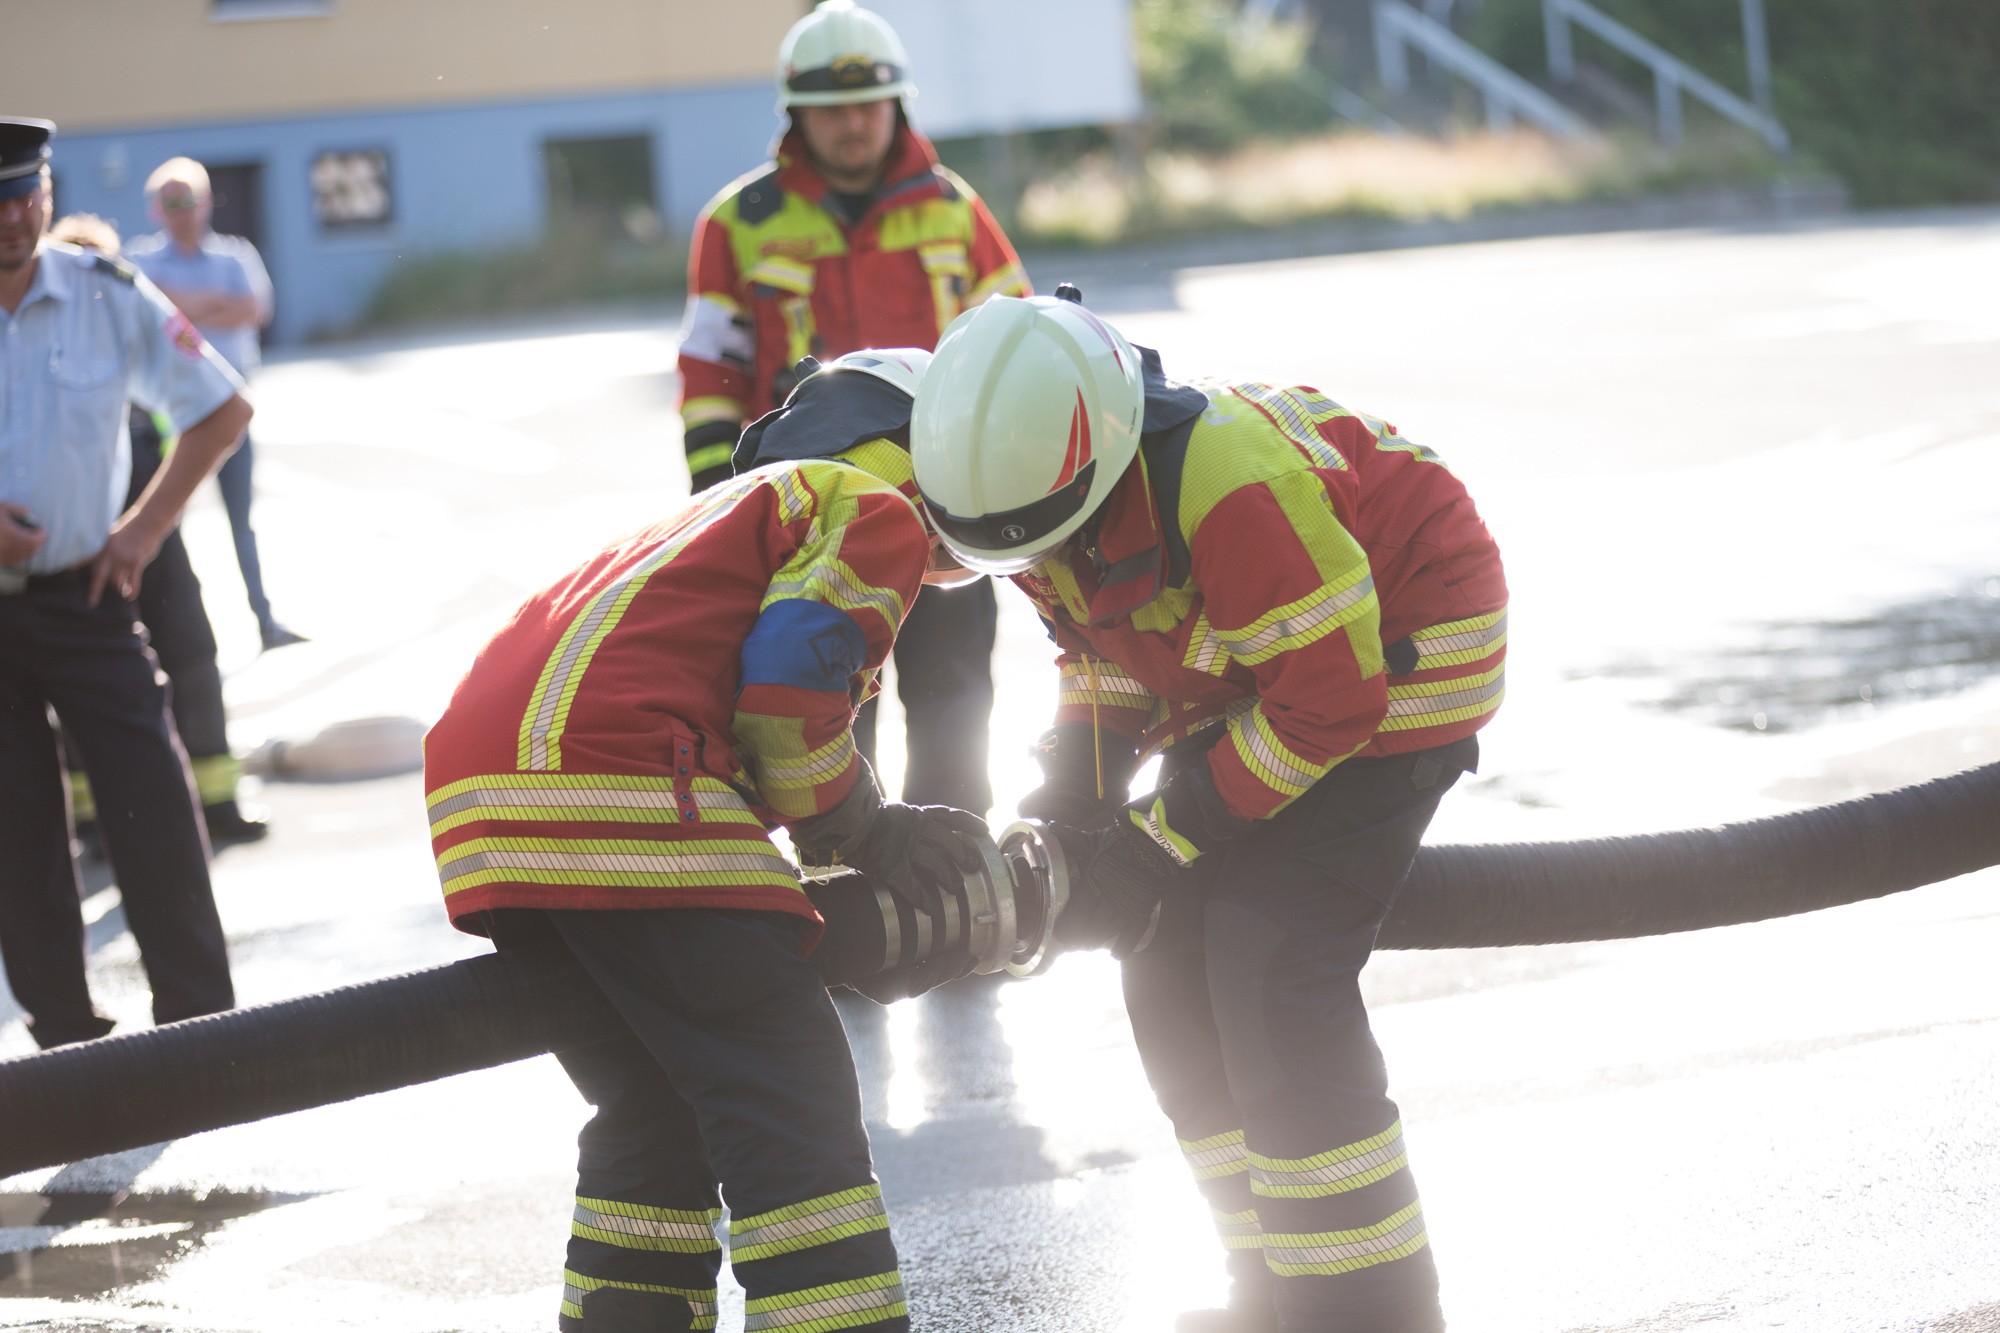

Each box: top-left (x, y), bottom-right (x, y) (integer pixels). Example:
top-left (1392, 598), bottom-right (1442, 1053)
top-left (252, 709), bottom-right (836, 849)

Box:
top-left (1233, 383), bottom-right (1352, 471)
top-left (779, 295), bottom-right (815, 367)
top-left (729, 1184), bottom-right (889, 1263)
top-left (1381, 665), bottom-right (1505, 732)
top-left (517, 473), bottom-right (765, 770)
top-left (744, 256), bottom-right (815, 295)
top-left (1249, 1120), bottom-right (1409, 1199)
top-left (1227, 710), bottom-right (1333, 800)
top-left (683, 395), bottom-right (746, 429)
top-left (428, 774), bottom-right (758, 837)
top-left (1178, 1128), bottom-right (1248, 1180)
top-left (764, 555), bottom-right (906, 629)
top-left (1363, 412), bottom-right (1444, 465)
top-left (687, 442), bottom-right (735, 476)
top-left (437, 836), bottom-right (801, 897)
top-left (1131, 799), bottom-right (1200, 867)
top-left (1213, 1206), bottom-right (1264, 1251)
top-left (743, 728), bottom-right (855, 792)
top-left (1058, 660), bottom-right (1155, 708)
top-left (562, 1270), bottom-right (718, 1329)
top-left (1214, 565), bottom-right (1376, 666)
top-left (917, 241), bottom-right (969, 276)
top-left (1407, 610), bottom-right (1507, 670)
top-left (742, 1270), bottom-right (906, 1333)
top-left (1181, 613), bottom-right (1230, 676)
top-left (573, 1198), bottom-right (722, 1253)
top-left (1262, 1201), bottom-right (1429, 1278)
top-left (772, 467), bottom-right (818, 525)
top-left (968, 262), bottom-right (1030, 305)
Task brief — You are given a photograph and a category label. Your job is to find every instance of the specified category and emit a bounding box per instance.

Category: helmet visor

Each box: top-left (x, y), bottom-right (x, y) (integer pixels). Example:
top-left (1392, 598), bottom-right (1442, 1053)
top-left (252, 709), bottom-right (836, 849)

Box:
top-left (920, 462), bottom-right (1096, 576)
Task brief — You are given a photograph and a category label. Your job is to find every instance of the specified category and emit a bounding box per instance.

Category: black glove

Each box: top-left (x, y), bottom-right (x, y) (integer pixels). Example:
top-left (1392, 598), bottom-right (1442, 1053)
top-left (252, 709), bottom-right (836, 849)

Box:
top-left (1017, 723), bottom-right (1140, 831)
top-left (792, 769), bottom-right (990, 925)
top-left (1047, 817), bottom-right (1189, 958)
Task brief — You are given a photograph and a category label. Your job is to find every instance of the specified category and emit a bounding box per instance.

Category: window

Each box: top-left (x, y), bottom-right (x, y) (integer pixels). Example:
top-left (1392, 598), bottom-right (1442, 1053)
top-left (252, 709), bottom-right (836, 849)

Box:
top-left (311, 149), bottom-right (392, 231)
top-left (544, 135), bottom-right (662, 243)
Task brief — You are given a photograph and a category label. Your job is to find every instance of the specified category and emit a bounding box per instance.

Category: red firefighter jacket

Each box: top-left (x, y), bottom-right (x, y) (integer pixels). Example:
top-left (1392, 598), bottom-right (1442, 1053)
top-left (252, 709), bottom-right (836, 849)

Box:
top-left (1017, 368), bottom-right (1508, 855)
top-left (677, 123), bottom-right (1029, 483)
top-left (424, 453), bottom-right (928, 940)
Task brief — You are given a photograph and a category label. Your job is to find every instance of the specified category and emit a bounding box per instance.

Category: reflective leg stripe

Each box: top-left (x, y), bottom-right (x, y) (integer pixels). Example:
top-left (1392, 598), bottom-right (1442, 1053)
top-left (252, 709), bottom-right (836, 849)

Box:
top-left (1248, 1120), bottom-right (1410, 1199)
top-left (572, 1197), bottom-right (722, 1253)
top-left (1213, 1206), bottom-right (1264, 1252)
top-left (1262, 1201), bottom-right (1430, 1277)
top-left (561, 1269), bottom-right (718, 1329)
top-left (1179, 1129), bottom-right (1249, 1181)
top-left (728, 1183), bottom-right (890, 1263)
top-left (436, 835), bottom-right (803, 899)
top-left (742, 1270), bottom-right (907, 1332)
top-left (427, 774), bottom-right (762, 838)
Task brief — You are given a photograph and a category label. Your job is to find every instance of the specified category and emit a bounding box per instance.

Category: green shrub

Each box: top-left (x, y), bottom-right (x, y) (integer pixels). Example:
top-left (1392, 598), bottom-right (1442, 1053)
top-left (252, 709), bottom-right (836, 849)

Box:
top-left (359, 231), bottom-right (685, 333)
top-left (1470, 0), bottom-right (2000, 207)
top-left (1135, 0), bottom-right (1337, 151)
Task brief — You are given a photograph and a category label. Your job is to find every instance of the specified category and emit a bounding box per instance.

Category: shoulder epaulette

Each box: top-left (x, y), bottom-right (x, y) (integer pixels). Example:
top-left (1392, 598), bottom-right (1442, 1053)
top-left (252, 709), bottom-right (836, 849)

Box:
top-left (89, 253), bottom-right (138, 284)
top-left (735, 168), bottom-right (786, 226)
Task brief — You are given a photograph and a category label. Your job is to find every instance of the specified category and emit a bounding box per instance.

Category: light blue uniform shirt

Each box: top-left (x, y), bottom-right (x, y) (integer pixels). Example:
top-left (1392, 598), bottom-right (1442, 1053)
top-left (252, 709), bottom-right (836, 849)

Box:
top-left (125, 230), bottom-right (272, 378)
top-left (0, 240), bottom-right (245, 574)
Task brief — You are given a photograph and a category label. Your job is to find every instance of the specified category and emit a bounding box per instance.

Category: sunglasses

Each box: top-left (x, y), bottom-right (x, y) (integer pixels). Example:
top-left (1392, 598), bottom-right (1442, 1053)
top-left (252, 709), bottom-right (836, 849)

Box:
top-left (157, 192), bottom-right (207, 213)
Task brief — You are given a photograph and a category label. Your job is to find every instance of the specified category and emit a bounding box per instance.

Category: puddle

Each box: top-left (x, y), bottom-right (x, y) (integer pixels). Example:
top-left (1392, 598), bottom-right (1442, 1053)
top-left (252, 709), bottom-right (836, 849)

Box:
top-left (0, 1190), bottom-right (310, 1298)
top-left (1577, 579), bottom-right (2000, 733)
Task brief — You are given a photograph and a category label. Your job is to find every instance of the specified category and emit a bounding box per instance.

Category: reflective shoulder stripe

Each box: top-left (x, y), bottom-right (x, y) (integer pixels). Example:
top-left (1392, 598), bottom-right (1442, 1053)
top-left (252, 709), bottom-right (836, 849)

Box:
top-left (1231, 382), bottom-right (1353, 472)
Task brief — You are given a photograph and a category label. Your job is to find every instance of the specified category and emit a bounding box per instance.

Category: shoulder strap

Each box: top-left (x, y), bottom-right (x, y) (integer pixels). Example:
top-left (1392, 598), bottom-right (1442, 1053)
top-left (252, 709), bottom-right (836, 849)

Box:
top-left (734, 168), bottom-right (785, 226)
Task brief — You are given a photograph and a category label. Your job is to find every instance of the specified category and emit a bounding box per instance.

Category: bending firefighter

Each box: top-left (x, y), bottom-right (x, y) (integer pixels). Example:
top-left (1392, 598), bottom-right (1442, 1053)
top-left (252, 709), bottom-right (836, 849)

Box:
top-left (910, 292), bottom-right (1509, 1333)
top-left (677, 0), bottom-right (1030, 816)
top-left (423, 351), bottom-right (984, 1333)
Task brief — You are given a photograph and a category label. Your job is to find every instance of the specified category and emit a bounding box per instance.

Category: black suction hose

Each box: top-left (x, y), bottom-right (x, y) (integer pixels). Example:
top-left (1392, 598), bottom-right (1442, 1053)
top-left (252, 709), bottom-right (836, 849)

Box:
top-left (3, 761), bottom-right (1996, 1179)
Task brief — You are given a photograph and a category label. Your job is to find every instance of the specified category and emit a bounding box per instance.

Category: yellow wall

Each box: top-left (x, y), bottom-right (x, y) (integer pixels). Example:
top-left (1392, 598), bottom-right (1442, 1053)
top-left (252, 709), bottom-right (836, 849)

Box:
top-left (13, 0), bottom-right (801, 131)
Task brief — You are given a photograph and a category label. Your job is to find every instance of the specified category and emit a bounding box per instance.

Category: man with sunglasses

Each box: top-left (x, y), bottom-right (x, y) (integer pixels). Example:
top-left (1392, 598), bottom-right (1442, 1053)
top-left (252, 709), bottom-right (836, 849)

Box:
top-left (0, 117), bottom-right (249, 1049)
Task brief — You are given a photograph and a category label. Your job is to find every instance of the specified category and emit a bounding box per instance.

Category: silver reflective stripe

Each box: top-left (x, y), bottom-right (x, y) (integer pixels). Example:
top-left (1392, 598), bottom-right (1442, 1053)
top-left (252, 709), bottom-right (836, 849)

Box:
top-left (744, 1280), bottom-right (905, 1332)
top-left (1251, 1141), bottom-right (1406, 1195)
top-left (1412, 613), bottom-right (1507, 662)
top-left (756, 737), bottom-right (854, 785)
top-left (1219, 576), bottom-right (1374, 660)
top-left (1385, 676), bottom-right (1504, 719)
top-left (1264, 1208), bottom-right (1428, 1274)
top-left (572, 1201), bottom-right (718, 1247)
top-left (1180, 1135), bottom-right (1248, 1177)
top-left (1233, 720), bottom-right (1324, 792)
top-left (766, 563), bottom-right (902, 626)
top-left (429, 785), bottom-right (750, 822)
top-left (731, 1194), bottom-right (886, 1253)
top-left (442, 849), bottom-right (786, 878)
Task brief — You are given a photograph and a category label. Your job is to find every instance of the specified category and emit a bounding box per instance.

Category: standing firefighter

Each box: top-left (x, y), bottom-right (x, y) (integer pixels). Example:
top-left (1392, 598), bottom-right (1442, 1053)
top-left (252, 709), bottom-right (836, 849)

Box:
top-left (424, 352), bottom-right (984, 1333)
top-left (910, 292), bottom-right (1508, 1333)
top-left (677, 0), bottom-right (1029, 815)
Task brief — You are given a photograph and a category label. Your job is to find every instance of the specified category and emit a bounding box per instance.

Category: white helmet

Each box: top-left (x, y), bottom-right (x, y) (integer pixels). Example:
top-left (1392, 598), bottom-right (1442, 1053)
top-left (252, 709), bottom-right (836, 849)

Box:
top-left (804, 347), bottom-right (930, 399)
top-left (777, 1), bottom-right (915, 111)
top-left (911, 293), bottom-right (1144, 576)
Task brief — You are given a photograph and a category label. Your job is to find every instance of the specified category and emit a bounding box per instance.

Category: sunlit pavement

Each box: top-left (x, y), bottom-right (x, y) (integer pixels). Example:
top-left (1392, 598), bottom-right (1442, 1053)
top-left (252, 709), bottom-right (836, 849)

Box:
top-left (4, 209), bottom-right (2000, 1332)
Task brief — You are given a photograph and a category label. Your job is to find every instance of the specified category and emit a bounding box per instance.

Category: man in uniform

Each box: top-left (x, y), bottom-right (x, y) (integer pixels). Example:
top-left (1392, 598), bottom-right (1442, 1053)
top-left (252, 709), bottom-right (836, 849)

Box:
top-left (0, 118), bottom-right (249, 1048)
top-left (425, 351), bottom-right (984, 1333)
top-left (911, 292), bottom-right (1509, 1333)
top-left (128, 155), bottom-right (303, 652)
top-left (676, 0), bottom-right (1029, 817)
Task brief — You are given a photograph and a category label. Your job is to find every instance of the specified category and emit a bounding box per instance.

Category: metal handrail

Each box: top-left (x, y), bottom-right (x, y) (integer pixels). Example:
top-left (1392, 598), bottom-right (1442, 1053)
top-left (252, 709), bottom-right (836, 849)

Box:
top-left (1373, 0), bottom-right (1593, 139)
top-left (1542, 0), bottom-right (1789, 151)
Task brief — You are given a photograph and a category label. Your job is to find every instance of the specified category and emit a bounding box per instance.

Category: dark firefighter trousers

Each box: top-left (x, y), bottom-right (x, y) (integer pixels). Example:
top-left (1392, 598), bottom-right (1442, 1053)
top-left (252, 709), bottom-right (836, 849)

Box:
top-left (1125, 736), bottom-right (1478, 1333)
top-left (495, 907), bottom-right (909, 1333)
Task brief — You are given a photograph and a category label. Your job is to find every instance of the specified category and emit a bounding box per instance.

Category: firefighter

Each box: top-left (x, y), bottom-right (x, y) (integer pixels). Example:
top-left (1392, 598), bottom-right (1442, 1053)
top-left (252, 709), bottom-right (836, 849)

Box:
top-left (676, 0), bottom-right (1030, 817)
top-left (909, 292), bottom-right (1509, 1333)
top-left (425, 350), bottom-right (985, 1333)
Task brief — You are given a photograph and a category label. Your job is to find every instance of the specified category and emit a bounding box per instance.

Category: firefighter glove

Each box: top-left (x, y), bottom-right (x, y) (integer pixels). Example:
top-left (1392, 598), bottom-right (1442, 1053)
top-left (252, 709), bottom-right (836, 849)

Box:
top-left (792, 767), bottom-right (991, 924)
top-left (1048, 817), bottom-right (1189, 958)
top-left (1017, 722), bottom-right (1140, 830)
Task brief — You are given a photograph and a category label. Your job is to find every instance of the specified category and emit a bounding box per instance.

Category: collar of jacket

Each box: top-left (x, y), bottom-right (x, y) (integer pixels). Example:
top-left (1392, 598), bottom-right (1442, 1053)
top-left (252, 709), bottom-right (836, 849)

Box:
top-left (1069, 346), bottom-right (1210, 628)
top-left (774, 124), bottom-right (951, 223)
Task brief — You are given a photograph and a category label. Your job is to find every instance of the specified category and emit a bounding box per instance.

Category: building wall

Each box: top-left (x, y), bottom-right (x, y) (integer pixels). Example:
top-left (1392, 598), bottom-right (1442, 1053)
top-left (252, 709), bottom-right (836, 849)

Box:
top-left (12, 0), bottom-right (797, 130)
top-left (50, 83), bottom-right (784, 343)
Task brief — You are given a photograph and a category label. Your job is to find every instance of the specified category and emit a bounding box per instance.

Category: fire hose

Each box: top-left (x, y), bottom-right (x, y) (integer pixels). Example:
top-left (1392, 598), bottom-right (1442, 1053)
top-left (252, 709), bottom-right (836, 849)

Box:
top-left (2, 759), bottom-right (1996, 1179)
